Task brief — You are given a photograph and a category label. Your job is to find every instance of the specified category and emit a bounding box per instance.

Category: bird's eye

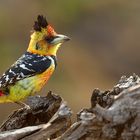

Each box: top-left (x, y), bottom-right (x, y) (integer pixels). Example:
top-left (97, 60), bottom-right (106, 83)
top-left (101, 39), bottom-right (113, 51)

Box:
top-left (45, 36), bottom-right (55, 43)
top-left (35, 43), bottom-right (41, 50)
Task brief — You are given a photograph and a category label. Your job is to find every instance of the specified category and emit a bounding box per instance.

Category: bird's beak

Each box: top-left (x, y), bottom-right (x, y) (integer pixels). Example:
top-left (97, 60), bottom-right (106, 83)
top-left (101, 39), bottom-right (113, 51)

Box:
top-left (51, 34), bottom-right (70, 45)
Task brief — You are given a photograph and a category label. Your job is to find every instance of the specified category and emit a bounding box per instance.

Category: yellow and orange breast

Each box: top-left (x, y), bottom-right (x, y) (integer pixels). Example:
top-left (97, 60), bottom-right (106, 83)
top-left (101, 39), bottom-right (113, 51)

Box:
top-left (8, 65), bottom-right (55, 101)
top-left (35, 65), bottom-right (55, 91)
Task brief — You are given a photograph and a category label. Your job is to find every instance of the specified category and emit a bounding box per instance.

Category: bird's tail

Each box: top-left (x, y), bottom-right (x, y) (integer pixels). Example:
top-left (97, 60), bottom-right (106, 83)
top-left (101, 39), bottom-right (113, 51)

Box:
top-left (0, 90), bottom-right (10, 103)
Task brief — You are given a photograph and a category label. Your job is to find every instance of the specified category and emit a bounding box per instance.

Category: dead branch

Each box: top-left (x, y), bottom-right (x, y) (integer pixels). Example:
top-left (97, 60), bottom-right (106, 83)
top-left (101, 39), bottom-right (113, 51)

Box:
top-left (0, 74), bottom-right (140, 140)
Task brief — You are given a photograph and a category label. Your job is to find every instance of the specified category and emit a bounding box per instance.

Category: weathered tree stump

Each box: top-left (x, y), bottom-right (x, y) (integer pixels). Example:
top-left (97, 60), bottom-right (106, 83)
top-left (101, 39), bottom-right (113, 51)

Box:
top-left (0, 74), bottom-right (140, 140)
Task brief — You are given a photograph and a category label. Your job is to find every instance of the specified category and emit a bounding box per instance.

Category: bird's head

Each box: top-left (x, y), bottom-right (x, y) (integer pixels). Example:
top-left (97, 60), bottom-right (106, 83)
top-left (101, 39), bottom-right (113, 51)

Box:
top-left (27, 15), bottom-right (70, 56)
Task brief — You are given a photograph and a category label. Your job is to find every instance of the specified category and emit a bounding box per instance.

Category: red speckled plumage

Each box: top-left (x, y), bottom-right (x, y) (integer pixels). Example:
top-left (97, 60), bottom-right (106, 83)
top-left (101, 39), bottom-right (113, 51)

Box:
top-left (47, 25), bottom-right (56, 36)
top-left (0, 90), bottom-right (4, 96)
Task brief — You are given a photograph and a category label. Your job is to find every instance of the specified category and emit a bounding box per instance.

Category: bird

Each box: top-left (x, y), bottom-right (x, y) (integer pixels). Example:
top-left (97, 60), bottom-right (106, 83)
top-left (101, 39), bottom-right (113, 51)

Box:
top-left (0, 15), bottom-right (70, 107)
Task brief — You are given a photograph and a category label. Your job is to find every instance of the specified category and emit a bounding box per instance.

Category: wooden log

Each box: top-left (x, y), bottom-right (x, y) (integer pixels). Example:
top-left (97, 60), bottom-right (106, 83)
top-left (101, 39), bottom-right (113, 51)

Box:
top-left (0, 74), bottom-right (140, 140)
top-left (58, 74), bottom-right (140, 140)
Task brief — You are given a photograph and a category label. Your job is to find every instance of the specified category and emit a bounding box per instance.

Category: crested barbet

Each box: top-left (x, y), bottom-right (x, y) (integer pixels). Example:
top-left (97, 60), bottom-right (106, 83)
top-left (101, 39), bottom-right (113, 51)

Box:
top-left (0, 15), bottom-right (70, 107)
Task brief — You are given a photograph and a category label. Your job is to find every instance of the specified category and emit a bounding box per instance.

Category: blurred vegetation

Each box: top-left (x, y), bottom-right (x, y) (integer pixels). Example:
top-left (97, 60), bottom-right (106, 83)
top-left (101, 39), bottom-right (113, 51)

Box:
top-left (0, 0), bottom-right (140, 122)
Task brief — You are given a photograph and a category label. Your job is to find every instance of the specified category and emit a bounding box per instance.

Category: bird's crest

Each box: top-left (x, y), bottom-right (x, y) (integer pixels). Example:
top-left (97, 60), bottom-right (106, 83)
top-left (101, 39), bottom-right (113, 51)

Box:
top-left (31, 15), bottom-right (56, 40)
top-left (33, 15), bottom-right (48, 31)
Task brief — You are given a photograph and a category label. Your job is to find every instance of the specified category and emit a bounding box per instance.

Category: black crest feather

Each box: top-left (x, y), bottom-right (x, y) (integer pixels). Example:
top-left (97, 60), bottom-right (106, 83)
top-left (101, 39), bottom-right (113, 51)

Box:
top-left (33, 15), bottom-right (48, 31)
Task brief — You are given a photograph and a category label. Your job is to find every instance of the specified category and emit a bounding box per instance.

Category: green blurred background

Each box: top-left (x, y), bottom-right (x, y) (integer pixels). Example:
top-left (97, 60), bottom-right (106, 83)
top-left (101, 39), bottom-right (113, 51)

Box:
top-left (0, 0), bottom-right (140, 122)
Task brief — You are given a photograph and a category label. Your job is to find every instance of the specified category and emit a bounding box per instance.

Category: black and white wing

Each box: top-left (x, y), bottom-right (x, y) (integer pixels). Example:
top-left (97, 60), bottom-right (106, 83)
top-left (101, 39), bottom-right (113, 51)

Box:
top-left (0, 52), bottom-right (56, 88)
